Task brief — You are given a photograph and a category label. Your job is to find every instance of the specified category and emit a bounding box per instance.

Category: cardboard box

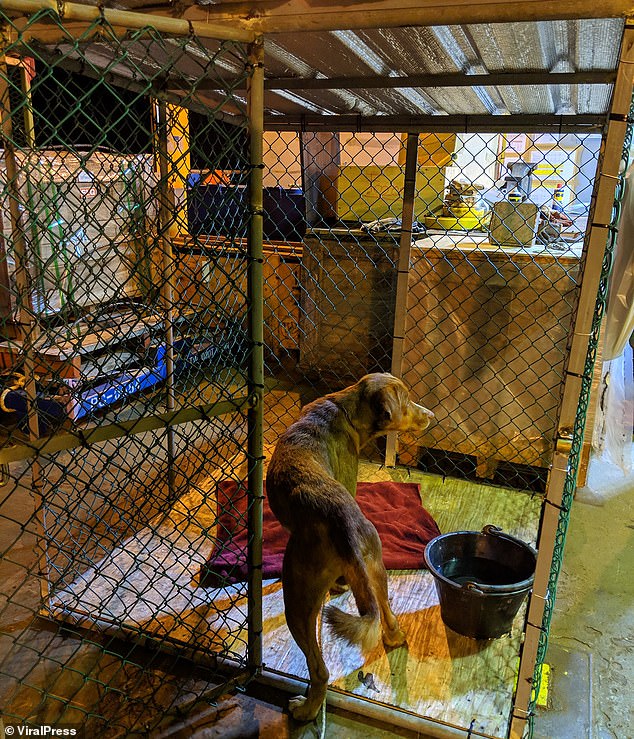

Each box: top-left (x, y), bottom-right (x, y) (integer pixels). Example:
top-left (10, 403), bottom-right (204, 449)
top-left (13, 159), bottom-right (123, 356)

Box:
top-left (488, 201), bottom-right (540, 247)
top-left (1, 150), bottom-right (158, 315)
top-left (336, 165), bottom-right (446, 222)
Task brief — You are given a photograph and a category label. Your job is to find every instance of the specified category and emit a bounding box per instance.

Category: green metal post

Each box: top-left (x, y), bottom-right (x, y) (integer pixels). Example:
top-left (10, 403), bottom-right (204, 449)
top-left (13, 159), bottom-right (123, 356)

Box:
top-left (247, 36), bottom-right (265, 673)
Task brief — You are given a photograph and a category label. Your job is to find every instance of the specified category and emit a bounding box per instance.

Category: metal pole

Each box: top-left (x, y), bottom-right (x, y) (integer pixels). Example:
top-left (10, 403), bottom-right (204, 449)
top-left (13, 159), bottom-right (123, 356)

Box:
top-left (263, 70), bottom-right (616, 93)
top-left (385, 132), bottom-right (418, 467)
top-left (509, 21), bottom-right (634, 739)
top-left (186, 0), bottom-right (634, 34)
top-left (0, 0), bottom-right (255, 42)
top-left (257, 669), bottom-right (489, 738)
top-left (246, 36), bottom-right (265, 673)
top-left (0, 396), bottom-right (254, 465)
top-left (18, 59), bottom-right (46, 307)
top-left (263, 113), bottom-right (604, 135)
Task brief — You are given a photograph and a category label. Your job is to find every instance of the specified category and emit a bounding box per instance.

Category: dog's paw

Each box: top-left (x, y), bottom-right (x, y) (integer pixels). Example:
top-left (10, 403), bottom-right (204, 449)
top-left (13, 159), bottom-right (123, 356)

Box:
top-left (288, 695), bottom-right (320, 722)
top-left (382, 627), bottom-right (406, 648)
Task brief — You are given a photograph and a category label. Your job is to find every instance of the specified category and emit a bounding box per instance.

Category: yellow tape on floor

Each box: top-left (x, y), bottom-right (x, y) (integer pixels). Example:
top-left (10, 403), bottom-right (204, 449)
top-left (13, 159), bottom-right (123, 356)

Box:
top-left (514, 660), bottom-right (550, 708)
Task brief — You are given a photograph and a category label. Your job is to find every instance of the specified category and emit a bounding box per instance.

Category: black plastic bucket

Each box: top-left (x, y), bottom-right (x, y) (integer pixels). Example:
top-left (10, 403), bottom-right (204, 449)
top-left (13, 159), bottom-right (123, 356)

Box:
top-left (424, 525), bottom-right (537, 639)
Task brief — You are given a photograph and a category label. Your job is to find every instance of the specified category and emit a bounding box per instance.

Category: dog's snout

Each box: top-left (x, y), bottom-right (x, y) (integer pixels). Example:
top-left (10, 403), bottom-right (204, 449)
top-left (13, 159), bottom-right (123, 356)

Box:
top-left (413, 402), bottom-right (434, 419)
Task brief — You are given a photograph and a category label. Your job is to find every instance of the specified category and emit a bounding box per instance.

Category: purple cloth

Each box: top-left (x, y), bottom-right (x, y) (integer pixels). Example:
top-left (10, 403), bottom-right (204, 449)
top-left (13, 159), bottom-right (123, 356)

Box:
top-left (200, 479), bottom-right (441, 586)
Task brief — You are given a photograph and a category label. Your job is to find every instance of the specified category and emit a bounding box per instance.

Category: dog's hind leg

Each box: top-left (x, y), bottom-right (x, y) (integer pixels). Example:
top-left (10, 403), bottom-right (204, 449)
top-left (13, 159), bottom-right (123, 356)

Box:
top-left (282, 536), bottom-right (332, 722)
top-left (368, 552), bottom-right (406, 648)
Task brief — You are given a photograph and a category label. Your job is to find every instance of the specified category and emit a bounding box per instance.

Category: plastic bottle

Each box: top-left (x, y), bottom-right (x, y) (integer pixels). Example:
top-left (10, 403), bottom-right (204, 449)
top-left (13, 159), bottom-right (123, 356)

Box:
top-left (507, 185), bottom-right (522, 203)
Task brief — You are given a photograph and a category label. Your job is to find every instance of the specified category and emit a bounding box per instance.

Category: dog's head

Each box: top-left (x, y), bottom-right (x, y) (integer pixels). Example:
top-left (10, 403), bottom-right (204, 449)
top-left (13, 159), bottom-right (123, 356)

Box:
top-left (357, 373), bottom-right (434, 437)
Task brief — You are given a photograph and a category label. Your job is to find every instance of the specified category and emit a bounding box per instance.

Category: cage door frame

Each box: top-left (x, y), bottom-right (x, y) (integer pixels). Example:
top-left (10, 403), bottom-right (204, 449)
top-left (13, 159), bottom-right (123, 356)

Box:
top-left (510, 22), bottom-right (634, 739)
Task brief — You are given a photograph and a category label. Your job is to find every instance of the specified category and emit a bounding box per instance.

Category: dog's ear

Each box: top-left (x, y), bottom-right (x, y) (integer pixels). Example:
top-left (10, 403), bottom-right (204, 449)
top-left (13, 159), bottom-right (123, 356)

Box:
top-left (372, 385), bottom-right (399, 429)
top-left (376, 401), bottom-right (392, 425)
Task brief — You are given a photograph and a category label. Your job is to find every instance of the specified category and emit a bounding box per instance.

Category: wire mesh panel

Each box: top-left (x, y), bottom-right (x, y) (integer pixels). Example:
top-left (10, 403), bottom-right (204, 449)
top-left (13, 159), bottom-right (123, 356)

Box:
top-left (0, 9), bottom-right (260, 735)
top-left (0, 7), bottom-right (613, 735)
top-left (244, 126), bottom-right (607, 735)
top-left (521, 97), bottom-right (634, 739)
top-left (257, 128), bottom-right (600, 488)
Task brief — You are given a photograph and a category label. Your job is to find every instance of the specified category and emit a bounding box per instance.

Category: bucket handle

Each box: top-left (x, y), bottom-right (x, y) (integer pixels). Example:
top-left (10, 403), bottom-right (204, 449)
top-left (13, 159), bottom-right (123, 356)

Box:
top-left (463, 581), bottom-right (485, 595)
top-left (482, 524), bottom-right (538, 555)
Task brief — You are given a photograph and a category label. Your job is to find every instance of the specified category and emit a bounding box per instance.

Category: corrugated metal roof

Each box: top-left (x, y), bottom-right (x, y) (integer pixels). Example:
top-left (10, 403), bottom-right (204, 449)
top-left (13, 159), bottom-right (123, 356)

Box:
top-left (12, 7), bottom-right (625, 122)
top-left (262, 18), bottom-right (623, 117)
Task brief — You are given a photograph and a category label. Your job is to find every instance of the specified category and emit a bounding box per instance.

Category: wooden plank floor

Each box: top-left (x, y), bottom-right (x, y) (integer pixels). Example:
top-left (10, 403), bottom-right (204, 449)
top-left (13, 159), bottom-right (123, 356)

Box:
top-left (259, 461), bottom-right (541, 738)
top-left (48, 390), bottom-right (541, 738)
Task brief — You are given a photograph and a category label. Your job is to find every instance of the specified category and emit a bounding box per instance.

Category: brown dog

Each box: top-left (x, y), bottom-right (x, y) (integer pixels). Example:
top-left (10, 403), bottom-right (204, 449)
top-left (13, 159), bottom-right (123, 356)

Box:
top-left (266, 373), bottom-right (434, 721)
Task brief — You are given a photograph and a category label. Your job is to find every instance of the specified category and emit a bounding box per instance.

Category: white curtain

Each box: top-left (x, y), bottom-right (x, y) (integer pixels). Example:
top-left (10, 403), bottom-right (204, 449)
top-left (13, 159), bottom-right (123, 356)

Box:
top-left (589, 163), bottom-right (634, 480)
top-left (603, 163), bottom-right (634, 361)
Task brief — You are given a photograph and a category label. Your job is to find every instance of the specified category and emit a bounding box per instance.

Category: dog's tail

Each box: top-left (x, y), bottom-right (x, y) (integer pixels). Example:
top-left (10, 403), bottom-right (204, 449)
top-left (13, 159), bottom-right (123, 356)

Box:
top-left (324, 564), bottom-right (381, 653)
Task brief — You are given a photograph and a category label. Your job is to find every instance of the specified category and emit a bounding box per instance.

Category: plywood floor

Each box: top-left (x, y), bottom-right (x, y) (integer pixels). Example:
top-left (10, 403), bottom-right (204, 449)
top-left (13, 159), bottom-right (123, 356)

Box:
top-left (48, 390), bottom-right (542, 738)
top-left (261, 461), bottom-right (541, 738)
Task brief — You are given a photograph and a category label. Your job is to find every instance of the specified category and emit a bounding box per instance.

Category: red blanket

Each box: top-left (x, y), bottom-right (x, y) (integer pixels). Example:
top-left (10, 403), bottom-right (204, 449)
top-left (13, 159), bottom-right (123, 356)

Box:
top-left (200, 479), bottom-right (441, 586)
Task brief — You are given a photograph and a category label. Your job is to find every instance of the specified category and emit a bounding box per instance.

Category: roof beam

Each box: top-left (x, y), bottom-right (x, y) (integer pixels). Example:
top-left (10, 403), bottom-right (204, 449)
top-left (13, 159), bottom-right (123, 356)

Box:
top-left (182, 0), bottom-right (633, 34)
top-left (264, 112), bottom-right (606, 133)
top-left (191, 70), bottom-right (616, 94)
top-left (263, 70), bottom-right (617, 92)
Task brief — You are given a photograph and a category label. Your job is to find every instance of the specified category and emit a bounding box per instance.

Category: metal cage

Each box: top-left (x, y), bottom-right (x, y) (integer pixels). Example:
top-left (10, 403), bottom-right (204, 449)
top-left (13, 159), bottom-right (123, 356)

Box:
top-left (0, 8), bottom-right (266, 735)
top-left (0, 4), bottom-right (632, 739)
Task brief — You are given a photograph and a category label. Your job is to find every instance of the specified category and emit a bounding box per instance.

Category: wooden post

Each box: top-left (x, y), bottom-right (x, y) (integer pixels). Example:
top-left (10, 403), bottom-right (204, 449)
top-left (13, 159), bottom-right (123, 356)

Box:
top-left (154, 100), bottom-right (177, 502)
top-left (0, 60), bottom-right (15, 323)
top-left (0, 42), bottom-right (48, 604)
top-left (385, 132), bottom-right (418, 467)
top-left (165, 103), bottom-right (190, 237)
top-left (0, 61), bottom-right (40, 426)
top-left (509, 21), bottom-right (634, 739)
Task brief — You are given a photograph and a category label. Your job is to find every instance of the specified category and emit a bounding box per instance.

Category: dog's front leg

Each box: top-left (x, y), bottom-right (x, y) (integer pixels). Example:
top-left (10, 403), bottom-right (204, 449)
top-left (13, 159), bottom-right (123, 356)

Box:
top-left (283, 537), bottom-right (331, 722)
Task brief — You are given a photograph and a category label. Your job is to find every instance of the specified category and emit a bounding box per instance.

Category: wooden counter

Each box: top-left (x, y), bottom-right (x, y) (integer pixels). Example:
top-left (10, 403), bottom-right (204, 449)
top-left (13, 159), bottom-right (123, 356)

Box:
top-left (401, 234), bottom-right (583, 475)
top-left (298, 229), bottom-right (399, 381)
top-left (294, 227), bottom-right (584, 476)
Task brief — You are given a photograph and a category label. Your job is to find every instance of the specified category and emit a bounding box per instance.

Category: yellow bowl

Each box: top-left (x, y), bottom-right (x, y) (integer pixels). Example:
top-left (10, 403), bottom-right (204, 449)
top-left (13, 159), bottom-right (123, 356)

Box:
top-left (425, 214), bottom-right (490, 231)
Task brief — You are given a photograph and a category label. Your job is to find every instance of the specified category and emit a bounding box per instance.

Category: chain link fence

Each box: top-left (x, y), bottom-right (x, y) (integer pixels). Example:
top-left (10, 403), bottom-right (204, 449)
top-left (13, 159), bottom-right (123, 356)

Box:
top-left (253, 126), bottom-right (614, 738)
top-left (523, 97), bottom-right (634, 737)
top-left (0, 6), bottom-right (618, 738)
top-left (0, 9), bottom-right (261, 735)
top-left (258, 128), bottom-right (599, 489)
